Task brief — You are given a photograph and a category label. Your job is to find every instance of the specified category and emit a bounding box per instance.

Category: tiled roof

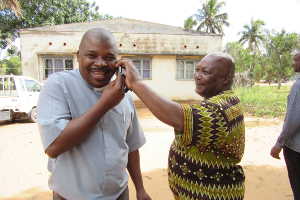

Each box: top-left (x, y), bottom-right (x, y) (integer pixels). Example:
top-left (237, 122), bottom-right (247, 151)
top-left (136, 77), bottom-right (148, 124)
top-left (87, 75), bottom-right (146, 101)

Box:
top-left (23, 18), bottom-right (218, 36)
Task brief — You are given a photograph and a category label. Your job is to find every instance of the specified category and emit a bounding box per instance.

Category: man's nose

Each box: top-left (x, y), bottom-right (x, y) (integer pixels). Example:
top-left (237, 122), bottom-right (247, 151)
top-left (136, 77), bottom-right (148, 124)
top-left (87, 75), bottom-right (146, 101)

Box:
top-left (94, 57), bottom-right (107, 66)
top-left (194, 71), bottom-right (202, 79)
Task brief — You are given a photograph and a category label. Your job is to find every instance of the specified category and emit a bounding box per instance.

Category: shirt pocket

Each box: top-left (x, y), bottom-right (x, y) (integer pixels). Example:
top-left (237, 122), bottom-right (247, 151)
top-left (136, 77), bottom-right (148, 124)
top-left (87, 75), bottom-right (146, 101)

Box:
top-left (103, 105), bottom-right (131, 140)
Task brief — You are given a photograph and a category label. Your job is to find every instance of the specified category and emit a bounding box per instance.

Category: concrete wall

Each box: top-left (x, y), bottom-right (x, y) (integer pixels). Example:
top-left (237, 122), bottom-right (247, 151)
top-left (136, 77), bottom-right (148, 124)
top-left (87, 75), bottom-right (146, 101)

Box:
top-left (114, 32), bottom-right (222, 55)
top-left (20, 31), bottom-right (82, 80)
top-left (20, 30), bottom-right (221, 100)
top-left (129, 55), bottom-right (202, 101)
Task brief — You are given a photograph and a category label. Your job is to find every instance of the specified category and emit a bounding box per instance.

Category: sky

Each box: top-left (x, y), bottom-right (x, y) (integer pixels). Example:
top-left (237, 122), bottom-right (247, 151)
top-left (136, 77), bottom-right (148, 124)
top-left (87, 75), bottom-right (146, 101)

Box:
top-left (2, 0), bottom-right (300, 58)
top-left (93, 0), bottom-right (300, 45)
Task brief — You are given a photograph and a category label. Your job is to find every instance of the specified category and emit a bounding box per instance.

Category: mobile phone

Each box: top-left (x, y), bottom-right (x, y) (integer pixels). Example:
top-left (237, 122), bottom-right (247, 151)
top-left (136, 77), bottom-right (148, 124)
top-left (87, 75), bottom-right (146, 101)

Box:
top-left (117, 66), bottom-right (130, 94)
top-left (118, 66), bottom-right (126, 77)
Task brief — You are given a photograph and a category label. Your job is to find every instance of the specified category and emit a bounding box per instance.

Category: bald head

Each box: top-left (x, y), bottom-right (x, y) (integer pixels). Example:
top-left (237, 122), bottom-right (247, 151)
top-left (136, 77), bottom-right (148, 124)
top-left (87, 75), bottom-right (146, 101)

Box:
top-left (294, 52), bottom-right (300, 59)
top-left (79, 28), bottom-right (117, 54)
top-left (194, 52), bottom-right (235, 98)
top-left (204, 52), bottom-right (235, 87)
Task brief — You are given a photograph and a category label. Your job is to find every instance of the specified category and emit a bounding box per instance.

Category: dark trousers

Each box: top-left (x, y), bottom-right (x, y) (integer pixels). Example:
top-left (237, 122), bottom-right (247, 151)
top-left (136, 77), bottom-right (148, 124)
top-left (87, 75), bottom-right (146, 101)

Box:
top-left (53, 192), bottom-right (66, 200)
top-left (283, 146), bottom-right (300, 200)
top-left (53, 187), bottom-right (129, 200)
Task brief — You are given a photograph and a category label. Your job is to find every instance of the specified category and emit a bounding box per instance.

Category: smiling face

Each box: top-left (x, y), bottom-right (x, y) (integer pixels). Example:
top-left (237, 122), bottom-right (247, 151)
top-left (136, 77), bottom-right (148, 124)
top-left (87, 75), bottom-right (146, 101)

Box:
top-left (194, 55), bottom-right (232, 98)
top-left (77, 29), bottom-right (118, 88)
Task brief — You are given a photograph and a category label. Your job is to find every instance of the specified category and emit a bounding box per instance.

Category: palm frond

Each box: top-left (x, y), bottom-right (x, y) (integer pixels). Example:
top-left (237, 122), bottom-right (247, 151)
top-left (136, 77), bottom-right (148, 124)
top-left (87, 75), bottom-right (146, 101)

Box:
top-left (195, 0), bottom-right (228, 34)
top-left (238, 19), bottom-right (266, 51)
top-left (0, 0), bottom-right (22, 16)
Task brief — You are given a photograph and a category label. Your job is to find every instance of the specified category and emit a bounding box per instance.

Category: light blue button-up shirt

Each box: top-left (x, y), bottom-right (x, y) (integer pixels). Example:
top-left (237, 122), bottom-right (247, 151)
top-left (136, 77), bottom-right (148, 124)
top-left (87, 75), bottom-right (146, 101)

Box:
top-left (37, 69), bottom-right (145, 200)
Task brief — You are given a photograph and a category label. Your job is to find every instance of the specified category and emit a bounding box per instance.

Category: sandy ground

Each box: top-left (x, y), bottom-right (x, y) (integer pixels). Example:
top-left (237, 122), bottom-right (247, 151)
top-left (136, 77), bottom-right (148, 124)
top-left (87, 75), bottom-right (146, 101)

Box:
top-left (0, 108), bottom-right (294, 200)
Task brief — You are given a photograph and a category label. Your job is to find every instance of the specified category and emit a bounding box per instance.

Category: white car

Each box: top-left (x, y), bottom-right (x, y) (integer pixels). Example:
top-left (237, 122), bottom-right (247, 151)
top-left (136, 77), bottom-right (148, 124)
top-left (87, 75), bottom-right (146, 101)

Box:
top-left (0, 75), bottom-right (42, 122)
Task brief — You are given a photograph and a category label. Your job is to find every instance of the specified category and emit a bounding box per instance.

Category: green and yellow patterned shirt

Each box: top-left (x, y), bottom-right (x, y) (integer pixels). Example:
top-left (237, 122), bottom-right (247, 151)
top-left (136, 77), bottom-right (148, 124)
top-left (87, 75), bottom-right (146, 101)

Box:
top-left (168, 90), bottom-right (245, 200)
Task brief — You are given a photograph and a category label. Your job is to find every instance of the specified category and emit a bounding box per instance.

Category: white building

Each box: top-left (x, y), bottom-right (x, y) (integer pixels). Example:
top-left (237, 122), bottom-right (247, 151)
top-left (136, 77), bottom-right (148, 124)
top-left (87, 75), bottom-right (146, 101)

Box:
top-left (20, 18), bottom-right (222, 100)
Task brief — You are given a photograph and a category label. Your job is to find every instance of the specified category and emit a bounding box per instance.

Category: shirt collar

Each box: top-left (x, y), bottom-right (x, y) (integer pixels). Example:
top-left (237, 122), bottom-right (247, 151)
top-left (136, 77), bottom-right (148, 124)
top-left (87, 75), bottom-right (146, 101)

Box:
top-left (93, 87), bottom-right (106, 93)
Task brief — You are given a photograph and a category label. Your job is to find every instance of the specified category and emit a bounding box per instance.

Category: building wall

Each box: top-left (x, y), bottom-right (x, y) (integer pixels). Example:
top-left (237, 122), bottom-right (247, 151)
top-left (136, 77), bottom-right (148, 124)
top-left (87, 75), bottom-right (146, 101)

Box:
top-left (114, 32), bottom-right (222, 55)
top-left (129, 55), bottom-right (202, 100)
top-left (20, 31), bottom-right (82, 80)
top-left (20, 30), bottom-right (221, 100)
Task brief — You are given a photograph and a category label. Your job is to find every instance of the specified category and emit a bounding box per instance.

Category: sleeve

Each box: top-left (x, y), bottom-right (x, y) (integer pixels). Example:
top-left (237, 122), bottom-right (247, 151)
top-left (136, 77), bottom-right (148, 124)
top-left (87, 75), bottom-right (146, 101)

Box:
top-left (174, 104), bottom-right (193, 146)
top-left (125, 95), bottom-right (146, 152)
top-left (275, 82), bottom-right (300, 147)
top-left (37, 74), bottom-right (71, 151)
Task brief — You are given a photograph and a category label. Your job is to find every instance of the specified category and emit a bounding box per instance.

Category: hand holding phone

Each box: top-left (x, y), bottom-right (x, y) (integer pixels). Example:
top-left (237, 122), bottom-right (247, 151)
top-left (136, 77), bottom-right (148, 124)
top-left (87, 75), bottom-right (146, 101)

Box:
top-left (117, 66), bottom-right (130, 94)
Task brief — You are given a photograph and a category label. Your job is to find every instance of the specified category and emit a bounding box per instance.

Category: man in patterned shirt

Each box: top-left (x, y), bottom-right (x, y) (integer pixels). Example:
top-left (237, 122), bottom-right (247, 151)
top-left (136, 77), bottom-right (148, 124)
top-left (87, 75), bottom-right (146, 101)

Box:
top-left (115, 53), bottom-right (245, 200)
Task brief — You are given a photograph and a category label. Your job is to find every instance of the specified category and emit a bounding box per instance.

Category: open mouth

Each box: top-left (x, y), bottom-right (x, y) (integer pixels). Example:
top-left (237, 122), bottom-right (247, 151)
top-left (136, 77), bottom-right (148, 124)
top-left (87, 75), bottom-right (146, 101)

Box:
top-left (89, 66), bottom-right (115, 81)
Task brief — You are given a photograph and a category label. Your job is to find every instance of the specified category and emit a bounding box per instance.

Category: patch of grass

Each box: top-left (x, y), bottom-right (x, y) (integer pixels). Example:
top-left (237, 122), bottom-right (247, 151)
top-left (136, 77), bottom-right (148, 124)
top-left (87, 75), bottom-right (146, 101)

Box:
top-left (234, 86), bottom-right (290, 118)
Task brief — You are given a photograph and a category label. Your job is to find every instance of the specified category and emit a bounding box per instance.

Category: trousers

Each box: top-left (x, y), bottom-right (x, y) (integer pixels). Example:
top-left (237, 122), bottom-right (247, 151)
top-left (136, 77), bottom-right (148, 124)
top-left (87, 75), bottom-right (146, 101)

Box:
top-left (283, 146), bottom-right (300, 200)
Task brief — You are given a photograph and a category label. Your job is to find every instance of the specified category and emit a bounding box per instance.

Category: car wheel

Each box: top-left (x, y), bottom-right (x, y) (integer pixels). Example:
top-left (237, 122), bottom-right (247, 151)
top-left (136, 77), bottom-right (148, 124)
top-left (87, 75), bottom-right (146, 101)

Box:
top-left (10, 110), bottom-right (16, 122)
top-left (29, 107), bottom-right (37, 123)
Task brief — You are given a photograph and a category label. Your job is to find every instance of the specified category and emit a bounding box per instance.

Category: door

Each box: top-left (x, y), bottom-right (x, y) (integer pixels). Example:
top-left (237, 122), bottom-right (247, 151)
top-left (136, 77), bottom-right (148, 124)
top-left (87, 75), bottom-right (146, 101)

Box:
top-left (22, 78), bottom-right (42, 112)
top-left (0, 76), bottom-right (18, 121)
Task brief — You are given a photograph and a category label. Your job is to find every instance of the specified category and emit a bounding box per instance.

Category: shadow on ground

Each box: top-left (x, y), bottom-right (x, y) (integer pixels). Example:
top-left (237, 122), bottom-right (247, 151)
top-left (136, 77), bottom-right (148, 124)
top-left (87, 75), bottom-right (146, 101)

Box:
top-left (0, 165), bottom-right (293, 200)
top-left (0, 120), bottom-right (33, 127)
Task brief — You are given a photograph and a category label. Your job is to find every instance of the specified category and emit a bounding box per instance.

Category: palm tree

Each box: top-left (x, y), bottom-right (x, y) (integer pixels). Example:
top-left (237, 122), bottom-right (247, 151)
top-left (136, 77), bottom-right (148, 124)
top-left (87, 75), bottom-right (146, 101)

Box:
top-left (184, 16), bottom-right (197, 31)
top-left (239, 19), bottom-right (265, 52)
top-left (0, 0), bottom-right (21, 16)
top-left (194, 0), bottom-right (229, 34)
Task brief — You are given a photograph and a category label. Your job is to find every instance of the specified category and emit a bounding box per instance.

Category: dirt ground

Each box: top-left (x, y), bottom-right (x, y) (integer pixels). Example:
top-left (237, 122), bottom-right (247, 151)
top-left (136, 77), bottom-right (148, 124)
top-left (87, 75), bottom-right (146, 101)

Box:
top-left (0, 108), bottom-right (293, 200)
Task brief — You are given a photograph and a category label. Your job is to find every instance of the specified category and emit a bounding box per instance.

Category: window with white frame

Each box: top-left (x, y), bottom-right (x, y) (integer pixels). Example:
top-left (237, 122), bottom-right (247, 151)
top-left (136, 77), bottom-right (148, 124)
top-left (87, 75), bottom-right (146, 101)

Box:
top-left (41, 55), bottom-right (74, 79)
top-left (130, 58), bottom-right (152, 80)
top-left (176, 60), bottom-right (198, 80)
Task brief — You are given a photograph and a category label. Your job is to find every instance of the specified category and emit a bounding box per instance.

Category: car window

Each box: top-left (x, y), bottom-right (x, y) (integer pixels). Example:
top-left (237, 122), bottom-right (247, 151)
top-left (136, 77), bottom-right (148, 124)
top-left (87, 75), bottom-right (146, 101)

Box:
top-left (24, 79), bottom-right (41, 92)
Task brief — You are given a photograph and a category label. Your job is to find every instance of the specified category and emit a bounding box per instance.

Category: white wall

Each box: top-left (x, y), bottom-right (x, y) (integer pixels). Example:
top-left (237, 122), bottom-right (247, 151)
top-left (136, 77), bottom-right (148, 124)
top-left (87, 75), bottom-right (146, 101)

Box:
top-left (130, 55), bottom-right (202, 101)
top-left (20, 31), bottom-right (82, 80)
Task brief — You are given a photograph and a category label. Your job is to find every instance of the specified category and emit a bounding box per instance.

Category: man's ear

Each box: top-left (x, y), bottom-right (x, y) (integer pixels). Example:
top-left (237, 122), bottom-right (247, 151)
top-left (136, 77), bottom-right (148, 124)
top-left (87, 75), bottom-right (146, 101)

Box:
top-left (224, 76), bottom-right (230, 84)
top-left (222, 75), bottom-right (230, 86)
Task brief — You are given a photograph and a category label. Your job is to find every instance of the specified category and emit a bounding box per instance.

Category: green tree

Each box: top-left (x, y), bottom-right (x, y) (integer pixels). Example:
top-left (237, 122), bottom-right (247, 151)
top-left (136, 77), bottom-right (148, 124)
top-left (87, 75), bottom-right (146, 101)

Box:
top-left (225, 42), bottom-right (254, 86)
top-left (0, 0), bottom-right (21, 16)
top-left (262, 61), bottom-right (277, 85)
top-left (225, 42), bottom-right (250, 72)
top-left (0, 0), bottom-right (112, 51)
top-left (0, 56), bottom-right (21, 75)
top-left (265, 30), bottom-right (300, 88)
top-left (239, 19), bottom-right (265, 52)
top-left (184, 16), bottom-right (197, 31)
top-left (225, 42), bottom-right (269, 86)
top-left (251, 54), bottom-right (268, 82)
top-left (194, 0), bottom-right (229, 34)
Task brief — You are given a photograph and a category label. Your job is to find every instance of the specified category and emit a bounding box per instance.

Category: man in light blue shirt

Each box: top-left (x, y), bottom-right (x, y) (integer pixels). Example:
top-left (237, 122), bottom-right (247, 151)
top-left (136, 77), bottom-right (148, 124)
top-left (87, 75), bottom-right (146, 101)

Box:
top-left (271, 52), bottom-right (300, 200)
top-left (37, 28), bottom-right (151, 200)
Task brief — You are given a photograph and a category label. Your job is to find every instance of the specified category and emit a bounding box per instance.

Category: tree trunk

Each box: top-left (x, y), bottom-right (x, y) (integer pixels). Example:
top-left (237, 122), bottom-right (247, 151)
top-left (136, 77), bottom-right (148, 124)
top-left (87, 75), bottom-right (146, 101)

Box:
top-left (277, 80), bottom-right (281, 89)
